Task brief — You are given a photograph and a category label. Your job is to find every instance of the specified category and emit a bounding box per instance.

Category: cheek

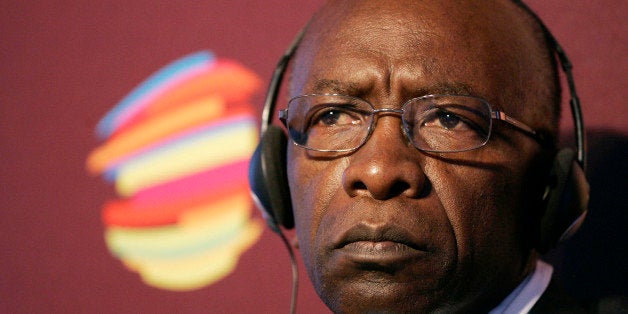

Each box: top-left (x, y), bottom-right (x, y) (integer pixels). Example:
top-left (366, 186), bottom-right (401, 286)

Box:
top-left (287, 147), bottom-right (346, 265)
top-left (428, 150), bottom-right (530, 277)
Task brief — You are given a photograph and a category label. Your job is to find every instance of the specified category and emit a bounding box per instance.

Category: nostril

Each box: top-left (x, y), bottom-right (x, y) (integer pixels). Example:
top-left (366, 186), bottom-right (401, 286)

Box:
top-left (352, 181), bottom-right (367, 191)
top-left (385, 178), bottom-right (431, 199)
top-left (417, 179), bottom-right (432, 198)
top-left (389, 181), bottom-right (411, 198)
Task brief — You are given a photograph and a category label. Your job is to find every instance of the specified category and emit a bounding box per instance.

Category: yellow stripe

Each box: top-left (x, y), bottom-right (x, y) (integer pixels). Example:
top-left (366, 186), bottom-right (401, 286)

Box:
top-left (121, 220), bottom-right (263, 291)
top-left (115, 125), bottom-right (257, 196)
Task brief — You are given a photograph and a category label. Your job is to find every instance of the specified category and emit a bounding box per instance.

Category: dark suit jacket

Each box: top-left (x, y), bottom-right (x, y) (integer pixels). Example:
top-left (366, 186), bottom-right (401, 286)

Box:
top-left (529, 277), bottom-right (587, 313)
top-left (530, 276), bottom-right (628, 314)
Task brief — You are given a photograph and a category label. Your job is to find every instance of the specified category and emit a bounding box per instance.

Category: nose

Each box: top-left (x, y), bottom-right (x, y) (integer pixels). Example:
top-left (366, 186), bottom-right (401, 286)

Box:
top-left (342, 117), bottom-right (429, 200)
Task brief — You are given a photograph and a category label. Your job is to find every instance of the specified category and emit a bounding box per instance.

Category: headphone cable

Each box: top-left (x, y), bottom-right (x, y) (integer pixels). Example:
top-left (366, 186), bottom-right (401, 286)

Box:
top-left (277, 229), bottom-right (298, 314)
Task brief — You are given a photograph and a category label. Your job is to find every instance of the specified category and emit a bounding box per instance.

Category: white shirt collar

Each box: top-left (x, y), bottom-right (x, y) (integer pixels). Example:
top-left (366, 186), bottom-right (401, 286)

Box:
top-left (489, 259), bottom-right (553, 314)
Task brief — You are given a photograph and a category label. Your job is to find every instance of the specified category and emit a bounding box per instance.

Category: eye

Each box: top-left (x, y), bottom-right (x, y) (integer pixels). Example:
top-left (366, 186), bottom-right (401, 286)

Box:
top-left (318, 109), bottom-right (344, 126)
top-left (308, 106), bottom-right (363, 128)
top-left (421, 109), bottom-right (468, 130)
top-left (434, 110), bottom-right (461, 129)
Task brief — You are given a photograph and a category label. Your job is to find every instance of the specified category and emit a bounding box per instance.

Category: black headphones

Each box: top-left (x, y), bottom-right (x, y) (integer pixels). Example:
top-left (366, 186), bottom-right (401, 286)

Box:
top-left (249, 0), bottom-right (589, 253)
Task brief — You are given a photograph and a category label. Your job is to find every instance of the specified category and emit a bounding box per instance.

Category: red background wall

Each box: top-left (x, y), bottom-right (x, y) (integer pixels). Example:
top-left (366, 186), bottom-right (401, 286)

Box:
top-left (1, 1), bottom-right (626, 312)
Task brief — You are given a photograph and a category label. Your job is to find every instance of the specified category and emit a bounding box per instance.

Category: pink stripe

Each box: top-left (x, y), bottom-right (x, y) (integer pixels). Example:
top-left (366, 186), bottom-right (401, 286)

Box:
top-left (131, 159), bottom-right (250, 207)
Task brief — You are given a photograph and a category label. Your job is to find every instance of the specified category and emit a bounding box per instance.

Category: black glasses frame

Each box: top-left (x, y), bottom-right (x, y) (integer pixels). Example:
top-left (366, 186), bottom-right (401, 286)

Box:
top-left (279, 93), bottom-right (545, 153)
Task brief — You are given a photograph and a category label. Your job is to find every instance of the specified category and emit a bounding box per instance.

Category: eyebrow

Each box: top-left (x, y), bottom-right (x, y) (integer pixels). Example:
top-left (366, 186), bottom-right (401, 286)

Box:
top-left (311, 79), bottom-right (476, 97)
top-left (312, 79), bottom-right (360, 95)
top-left (418, 82), bottom-right (476, 96)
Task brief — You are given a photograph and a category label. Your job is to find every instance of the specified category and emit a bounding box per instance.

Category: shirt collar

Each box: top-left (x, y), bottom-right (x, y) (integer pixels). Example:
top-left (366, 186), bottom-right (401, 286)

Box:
top-left (489, 259), bottom-right (553, 314)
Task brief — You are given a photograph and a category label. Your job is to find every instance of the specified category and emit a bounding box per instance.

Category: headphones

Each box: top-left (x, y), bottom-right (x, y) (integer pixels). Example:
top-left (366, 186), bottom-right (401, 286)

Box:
top-left (249, 0), bottom-right (589, 253)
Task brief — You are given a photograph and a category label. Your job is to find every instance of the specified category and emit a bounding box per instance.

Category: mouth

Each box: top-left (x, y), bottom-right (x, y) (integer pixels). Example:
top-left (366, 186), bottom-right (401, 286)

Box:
top-left (332, 223), bottom-right (431, 270)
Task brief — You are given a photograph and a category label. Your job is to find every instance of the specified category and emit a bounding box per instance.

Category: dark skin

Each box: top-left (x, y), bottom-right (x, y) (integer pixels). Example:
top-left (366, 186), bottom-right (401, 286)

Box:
top-left (287, 0), bottom-right (555, 312)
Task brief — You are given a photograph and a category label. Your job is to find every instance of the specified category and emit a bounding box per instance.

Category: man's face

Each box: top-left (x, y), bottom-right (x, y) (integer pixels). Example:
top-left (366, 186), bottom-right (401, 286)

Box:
top-left (287, 0), bottom-right (548, 312)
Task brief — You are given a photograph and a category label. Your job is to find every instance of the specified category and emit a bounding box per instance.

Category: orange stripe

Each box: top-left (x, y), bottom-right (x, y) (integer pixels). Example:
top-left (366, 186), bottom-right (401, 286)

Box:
top-left (87, 105), bottom-right (255, 176)
top-left (102, 182), bottom-right (249, 227)
top-left (140, 61), bottom-right (259, 122)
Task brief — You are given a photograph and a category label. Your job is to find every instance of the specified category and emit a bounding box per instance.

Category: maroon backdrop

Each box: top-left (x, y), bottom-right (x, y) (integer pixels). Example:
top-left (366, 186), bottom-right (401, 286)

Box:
top-left (1, 1), bottom-right (626, 312)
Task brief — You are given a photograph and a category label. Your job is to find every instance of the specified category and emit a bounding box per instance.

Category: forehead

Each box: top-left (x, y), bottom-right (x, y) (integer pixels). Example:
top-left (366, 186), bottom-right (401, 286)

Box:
top-left (291, 0), bottom-right (531, 107)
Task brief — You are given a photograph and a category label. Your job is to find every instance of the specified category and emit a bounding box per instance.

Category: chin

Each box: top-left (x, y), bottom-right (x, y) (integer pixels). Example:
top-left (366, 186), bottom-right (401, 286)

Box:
top-left (316, 276), bottom-right (447, 313)
top-left (314, 269), bottom-right (504, 314)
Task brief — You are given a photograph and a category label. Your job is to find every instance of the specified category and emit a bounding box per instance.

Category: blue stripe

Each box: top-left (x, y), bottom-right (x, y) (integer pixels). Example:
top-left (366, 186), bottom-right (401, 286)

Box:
top-left (96, 51), bottom-right (215, 139)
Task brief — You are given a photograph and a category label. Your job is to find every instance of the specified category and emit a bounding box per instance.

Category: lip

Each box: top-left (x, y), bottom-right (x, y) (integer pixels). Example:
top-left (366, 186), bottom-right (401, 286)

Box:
top-left (332, 223), bottom-right (431, 268)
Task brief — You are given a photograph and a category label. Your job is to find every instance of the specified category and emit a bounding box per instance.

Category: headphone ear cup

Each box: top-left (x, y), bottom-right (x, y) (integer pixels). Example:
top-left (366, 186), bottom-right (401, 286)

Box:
top-left (249, 125), bottom-right (294, 232)
top-left (538, 148), bottom-right (590, 253)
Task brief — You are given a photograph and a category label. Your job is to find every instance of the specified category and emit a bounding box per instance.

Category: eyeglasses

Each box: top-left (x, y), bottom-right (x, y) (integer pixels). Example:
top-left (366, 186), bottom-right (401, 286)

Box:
top-left (279, 94), bottom-right (542, 153)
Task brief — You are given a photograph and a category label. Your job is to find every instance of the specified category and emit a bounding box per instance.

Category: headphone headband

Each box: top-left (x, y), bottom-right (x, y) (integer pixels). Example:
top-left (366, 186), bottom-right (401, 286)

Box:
top-left (512, 0), bottom-right (587, 170)
top-left (260, 28), bottom-right (307, 135)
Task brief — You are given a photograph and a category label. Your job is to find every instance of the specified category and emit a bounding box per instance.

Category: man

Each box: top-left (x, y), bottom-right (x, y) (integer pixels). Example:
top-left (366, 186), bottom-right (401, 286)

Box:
top-left (278, 0), bottom-right (585, 312)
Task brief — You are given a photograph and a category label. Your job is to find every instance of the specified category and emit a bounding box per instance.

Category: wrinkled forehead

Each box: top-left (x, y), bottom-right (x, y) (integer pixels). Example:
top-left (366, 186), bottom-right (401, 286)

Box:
top-left (308, 0), bottom-right (492, 41)
top-left (302, 0), bottom-right (522, 56)
top-left (291, 0), bottom-right (531, 102)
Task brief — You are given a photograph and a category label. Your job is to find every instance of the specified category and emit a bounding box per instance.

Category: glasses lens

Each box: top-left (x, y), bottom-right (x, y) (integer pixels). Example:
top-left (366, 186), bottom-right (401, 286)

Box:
top-left (286, 95), bottom-right (372, 151)
top-left (402, 95), bottom-right (492, 152)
